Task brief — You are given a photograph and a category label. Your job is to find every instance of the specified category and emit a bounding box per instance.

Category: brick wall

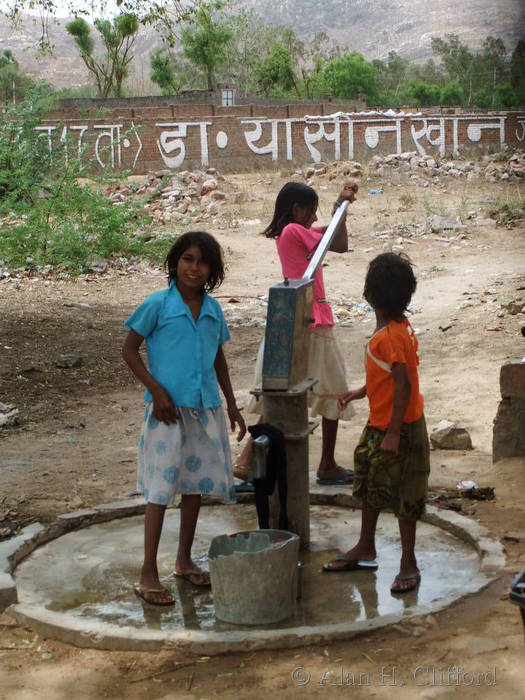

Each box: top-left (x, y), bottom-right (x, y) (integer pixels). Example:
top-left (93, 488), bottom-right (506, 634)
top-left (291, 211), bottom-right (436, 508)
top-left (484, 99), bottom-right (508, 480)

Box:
top-left (37, 104), bottom-right (525, 174)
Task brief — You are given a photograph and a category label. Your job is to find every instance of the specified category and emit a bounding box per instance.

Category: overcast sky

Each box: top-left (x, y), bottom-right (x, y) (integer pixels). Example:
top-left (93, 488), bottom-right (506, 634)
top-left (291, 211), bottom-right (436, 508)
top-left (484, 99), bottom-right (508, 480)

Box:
top-left (25, 1), bottom-right (121, 18)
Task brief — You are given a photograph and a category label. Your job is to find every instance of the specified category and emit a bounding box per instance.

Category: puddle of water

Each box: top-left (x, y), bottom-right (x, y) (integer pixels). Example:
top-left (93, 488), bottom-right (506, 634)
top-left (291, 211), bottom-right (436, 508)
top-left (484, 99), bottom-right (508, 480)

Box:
top-left (15, 505), bottom-right (485, 631)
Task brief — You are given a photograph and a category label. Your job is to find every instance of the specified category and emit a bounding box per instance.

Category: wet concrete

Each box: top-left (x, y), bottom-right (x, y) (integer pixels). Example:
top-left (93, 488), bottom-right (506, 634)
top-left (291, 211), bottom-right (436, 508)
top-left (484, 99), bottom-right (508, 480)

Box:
top-left (14, 504), bottom-right (485, 637)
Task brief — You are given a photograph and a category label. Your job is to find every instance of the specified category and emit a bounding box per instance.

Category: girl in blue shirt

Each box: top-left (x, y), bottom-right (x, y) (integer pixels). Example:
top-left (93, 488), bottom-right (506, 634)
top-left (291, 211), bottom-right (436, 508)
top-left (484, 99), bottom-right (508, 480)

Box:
top-left (123, 231), bottom-right (246, 606)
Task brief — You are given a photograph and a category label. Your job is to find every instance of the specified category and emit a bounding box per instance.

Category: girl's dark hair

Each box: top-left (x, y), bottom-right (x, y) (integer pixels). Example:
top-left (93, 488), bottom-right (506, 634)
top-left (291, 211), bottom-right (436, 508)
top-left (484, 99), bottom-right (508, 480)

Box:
top-left (364, 253), bottom-right (417, 320)
top-left (263, 182), bottom-right (318, 238)
top-left (165, 231), bottom-right (225, 292)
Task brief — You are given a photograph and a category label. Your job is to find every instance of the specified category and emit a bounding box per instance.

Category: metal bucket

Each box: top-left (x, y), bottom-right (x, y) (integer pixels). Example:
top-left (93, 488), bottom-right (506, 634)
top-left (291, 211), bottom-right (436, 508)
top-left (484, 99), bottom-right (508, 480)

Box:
top-left (208, 529), bottom-right (300, 625)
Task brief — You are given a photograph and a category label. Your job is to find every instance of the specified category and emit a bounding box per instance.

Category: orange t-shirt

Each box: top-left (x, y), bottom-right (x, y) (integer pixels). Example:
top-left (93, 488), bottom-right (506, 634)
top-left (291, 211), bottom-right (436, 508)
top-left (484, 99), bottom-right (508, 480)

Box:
top-left (365, 318), bottom-right (424, 430)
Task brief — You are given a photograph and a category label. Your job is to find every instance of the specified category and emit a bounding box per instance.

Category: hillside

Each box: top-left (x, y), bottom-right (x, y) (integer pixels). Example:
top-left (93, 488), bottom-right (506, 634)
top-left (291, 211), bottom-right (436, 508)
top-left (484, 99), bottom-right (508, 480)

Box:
top-left (0, 0), bottom-right (523, 89)
top-left (243, 0), bottom-right (525, 62)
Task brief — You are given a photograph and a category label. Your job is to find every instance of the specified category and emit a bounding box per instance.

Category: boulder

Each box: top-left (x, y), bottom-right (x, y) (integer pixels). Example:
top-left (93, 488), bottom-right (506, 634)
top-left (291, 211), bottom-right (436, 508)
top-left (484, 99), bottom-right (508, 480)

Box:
top-left (504, 301), bottom-right (525, 315)
top-left (201, 178), bottom-right (218, 194)
top-left (87, 257), bottom-right (108, 274)
top-left (0, 402), bottom-right (19, 428)
top-left (429, 216), bottom-right (461, 233)
top-left (430, 420), bottom-right (473, 450)
top-left (56, 354), bottom-right (84, 369)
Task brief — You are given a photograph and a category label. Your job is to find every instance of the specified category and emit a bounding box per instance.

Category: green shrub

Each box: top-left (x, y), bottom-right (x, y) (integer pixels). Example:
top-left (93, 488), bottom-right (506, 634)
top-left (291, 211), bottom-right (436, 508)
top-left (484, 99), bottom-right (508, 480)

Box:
top-left (473, 84), bottom-right (493, 108)
top-left (405, 80), bottom-right (440, 106)
top-left (494, 82), bottom-right (517, 108)
top-left (440, 81), bottom-right (464, 106)
top-left (0, 88), bottom-right (153, 273)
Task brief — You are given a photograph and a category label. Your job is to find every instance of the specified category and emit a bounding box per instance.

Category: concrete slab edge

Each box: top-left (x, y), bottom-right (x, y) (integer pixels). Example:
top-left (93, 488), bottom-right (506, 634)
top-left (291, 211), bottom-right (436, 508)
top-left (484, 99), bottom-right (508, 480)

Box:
top-left (10, 602), bottom-right (459, 654)
top-left (7, 574), bottom-right (492, 655)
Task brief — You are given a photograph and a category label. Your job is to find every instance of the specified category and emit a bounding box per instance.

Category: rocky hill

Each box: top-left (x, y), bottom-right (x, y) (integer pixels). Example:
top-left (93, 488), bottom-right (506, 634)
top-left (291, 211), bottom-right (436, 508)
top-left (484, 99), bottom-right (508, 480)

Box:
top-left (243, 0), bottom-right (525, 62)
top-left (0, 0), bottom-right (523, 89)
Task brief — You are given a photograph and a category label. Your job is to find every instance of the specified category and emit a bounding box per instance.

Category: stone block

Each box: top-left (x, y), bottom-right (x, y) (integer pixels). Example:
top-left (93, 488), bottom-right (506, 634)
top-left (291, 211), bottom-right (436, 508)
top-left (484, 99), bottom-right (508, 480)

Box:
top-left (492, 398), bottom-right (525, 462)
top-left (500, 358), bottom-right (525, 399)
top-left (430, 420), bottom-right (473, 450)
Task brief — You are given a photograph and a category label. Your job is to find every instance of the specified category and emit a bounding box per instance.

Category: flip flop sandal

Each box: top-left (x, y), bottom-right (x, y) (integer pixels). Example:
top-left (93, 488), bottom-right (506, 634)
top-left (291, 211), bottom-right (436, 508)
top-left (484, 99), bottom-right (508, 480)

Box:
top-left (390, 573), bottom-right (421, 594)
top-left (234, 479), bottom-right (255, 493)
top-left (134, 585), bottom-right (175, 606)
top-left (174, 569), bottom-right (211, 588)
top-left (322, 556), bottom-right (378, 572)
top-left (316, 469), bottom-right (354, 485)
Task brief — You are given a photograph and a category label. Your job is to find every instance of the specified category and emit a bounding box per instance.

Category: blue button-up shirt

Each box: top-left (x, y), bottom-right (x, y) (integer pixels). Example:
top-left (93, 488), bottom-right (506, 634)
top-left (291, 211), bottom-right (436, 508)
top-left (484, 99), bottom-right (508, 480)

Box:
top-left (124, 282), bottom-right (230, 409)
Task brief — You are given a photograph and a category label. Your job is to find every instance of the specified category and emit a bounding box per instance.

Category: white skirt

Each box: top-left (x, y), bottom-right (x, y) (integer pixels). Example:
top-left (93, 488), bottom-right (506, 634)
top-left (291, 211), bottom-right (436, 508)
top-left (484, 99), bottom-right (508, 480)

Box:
top-left (246, 326), bottom-right (355, 422)
top-left (137, 403), bottom-right (235, 505)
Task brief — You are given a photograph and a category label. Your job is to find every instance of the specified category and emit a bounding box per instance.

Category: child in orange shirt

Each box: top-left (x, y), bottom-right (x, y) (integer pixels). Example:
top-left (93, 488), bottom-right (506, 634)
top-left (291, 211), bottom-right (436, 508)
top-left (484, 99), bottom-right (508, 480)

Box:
top-left (323, 252), bottom-right (430, 594)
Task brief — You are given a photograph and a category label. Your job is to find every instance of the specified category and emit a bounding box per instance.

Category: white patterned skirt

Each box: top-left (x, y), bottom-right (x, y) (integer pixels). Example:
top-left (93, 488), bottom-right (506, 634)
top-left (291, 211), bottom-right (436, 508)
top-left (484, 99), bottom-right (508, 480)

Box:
top-left (137, 403), bottom-right (236, 506)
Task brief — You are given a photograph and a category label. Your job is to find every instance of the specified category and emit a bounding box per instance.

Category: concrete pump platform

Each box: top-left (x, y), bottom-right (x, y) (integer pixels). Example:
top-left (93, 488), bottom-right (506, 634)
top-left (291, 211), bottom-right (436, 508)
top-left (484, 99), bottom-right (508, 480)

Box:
top-left (2, 492), bottom-right (504, 655)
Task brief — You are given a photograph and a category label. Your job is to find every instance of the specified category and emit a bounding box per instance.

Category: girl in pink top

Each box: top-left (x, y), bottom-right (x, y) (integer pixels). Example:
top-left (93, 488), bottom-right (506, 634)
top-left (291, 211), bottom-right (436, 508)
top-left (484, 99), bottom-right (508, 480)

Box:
top-left (235, 181), bottom-right (357, 485)
top-left (264, 182), bottom-right (357, 483)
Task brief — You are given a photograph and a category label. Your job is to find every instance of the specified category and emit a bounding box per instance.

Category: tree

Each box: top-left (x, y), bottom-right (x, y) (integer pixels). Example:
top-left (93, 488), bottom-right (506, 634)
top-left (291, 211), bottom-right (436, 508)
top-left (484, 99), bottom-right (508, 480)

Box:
top-left (181, 6), bottom-right (233, 90)
top-left (322, 53), bottom-right (379, 103)
top-left (431, 34), bottom-right (476, 104)
top-left (481, 36), bottom-right (507, 84)
top-left (0, 49), bottom-right (19, 104)
top-left (66, 13), bottom-right (139, 98)
top-left (440, 80), bottom-right (463, 106)
top-left (254, 40), bottom-right (298, 97)
top-left (252, 25), bottom-right (331, 99)
top-left (430, 34), bottom-right (510, 106)
top-left (150, 48), bottom-right (183, 95)
top-left (510, 39), bottom-right (525, 104)
top-left (0, 49), bottom-right (35, 104)
top-left (410, 58), bottom-right (444, 87)
top-left (3, 2), bottom-right (224, 53)
top-left (374, 51), bottom-right (410, 98)
top-left (301, 32), bottom-right (341, 99)
top-left (405, 80), bottom-right (440, 107)
top-left (219, 8), bottom-right (271, 97)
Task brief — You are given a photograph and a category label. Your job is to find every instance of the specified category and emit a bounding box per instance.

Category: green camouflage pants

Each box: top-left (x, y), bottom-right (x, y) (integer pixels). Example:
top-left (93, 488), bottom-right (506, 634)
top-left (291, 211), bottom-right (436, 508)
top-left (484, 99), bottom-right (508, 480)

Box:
top-left (353, 414), bottom-right (430, 520)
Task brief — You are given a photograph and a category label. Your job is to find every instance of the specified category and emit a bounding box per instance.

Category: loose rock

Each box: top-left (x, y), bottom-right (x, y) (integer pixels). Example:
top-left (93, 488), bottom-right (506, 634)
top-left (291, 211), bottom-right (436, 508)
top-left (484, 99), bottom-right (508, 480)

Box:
top-left (430, 420), bottom-right (473, 450)
top-left (56, 354), bottom-right (84, 369)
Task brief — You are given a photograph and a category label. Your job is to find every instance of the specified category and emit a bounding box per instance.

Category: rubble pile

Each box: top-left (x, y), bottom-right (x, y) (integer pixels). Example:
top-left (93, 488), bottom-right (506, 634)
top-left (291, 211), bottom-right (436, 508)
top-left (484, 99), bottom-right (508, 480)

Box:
top-left (370, 150), bottom-right (525, 184)
top-left (104, 167), bottom-right (246, 224)
top-left (306, 150), bottom-right (525, 186)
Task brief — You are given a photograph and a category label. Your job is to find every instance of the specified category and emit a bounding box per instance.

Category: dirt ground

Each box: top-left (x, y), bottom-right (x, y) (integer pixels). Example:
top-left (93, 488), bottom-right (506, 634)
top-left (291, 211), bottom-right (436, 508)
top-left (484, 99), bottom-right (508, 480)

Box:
top-left (1, 166), bottom-right (524, 699)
